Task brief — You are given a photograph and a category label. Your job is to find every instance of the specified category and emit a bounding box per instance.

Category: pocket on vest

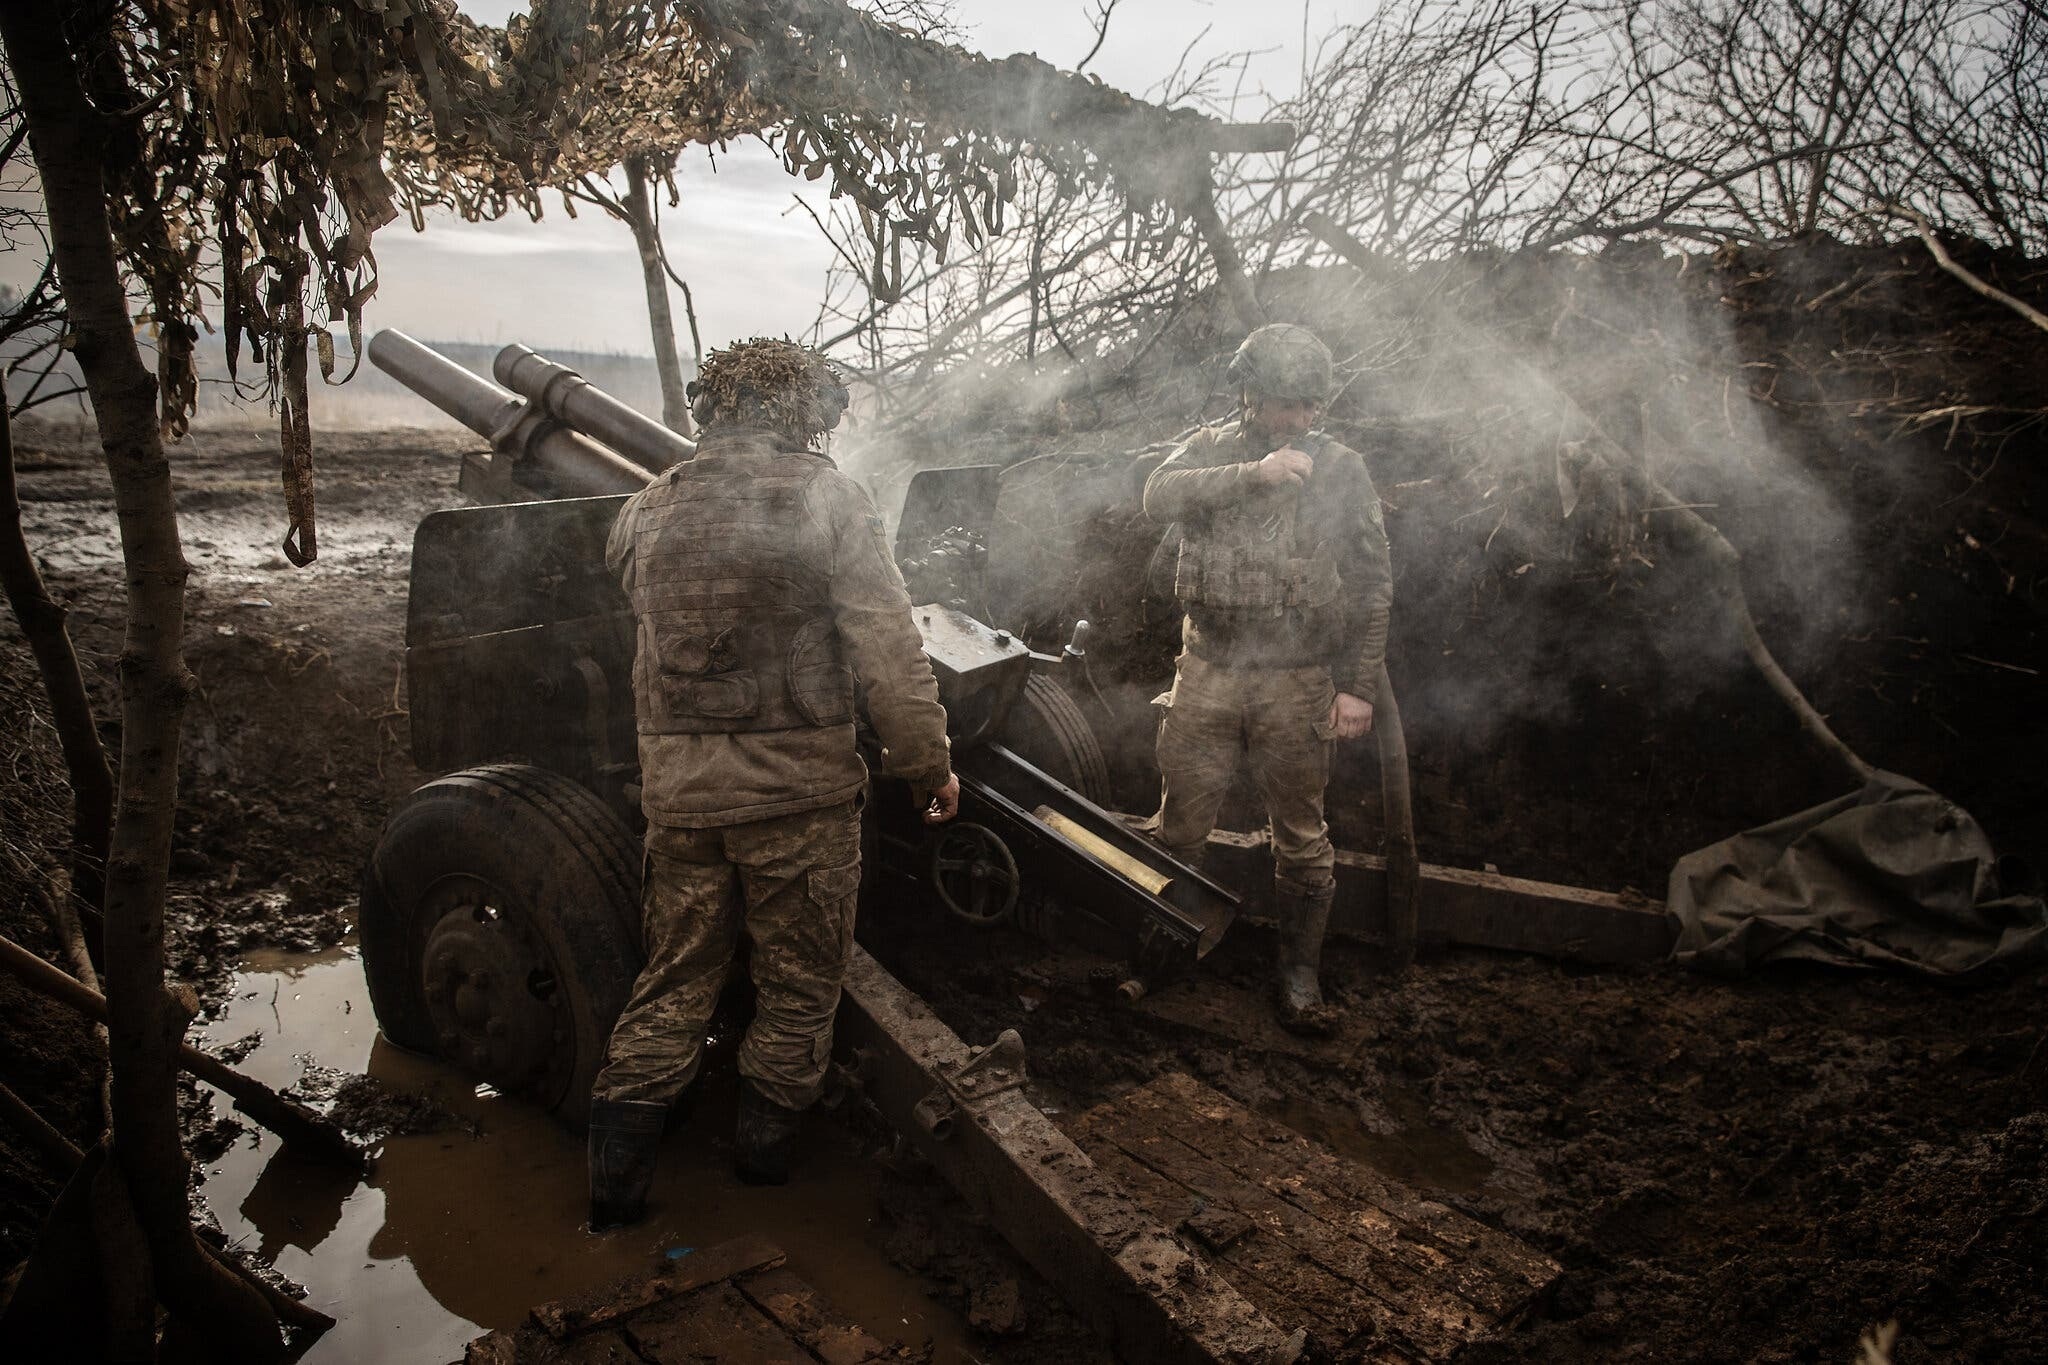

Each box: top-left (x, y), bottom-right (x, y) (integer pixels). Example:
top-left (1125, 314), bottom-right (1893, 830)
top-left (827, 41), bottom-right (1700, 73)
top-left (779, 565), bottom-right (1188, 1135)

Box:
top-left (655, 628), bottom-right (760, 720)
top-left (674, 670), bottom-right (759, 719)
top-left (787, 617), bottom-right (855, 727)
top-left (1180, 540), bottom-right (1295, 609)
top-left (1283, 551), bottom-right (1341, 609)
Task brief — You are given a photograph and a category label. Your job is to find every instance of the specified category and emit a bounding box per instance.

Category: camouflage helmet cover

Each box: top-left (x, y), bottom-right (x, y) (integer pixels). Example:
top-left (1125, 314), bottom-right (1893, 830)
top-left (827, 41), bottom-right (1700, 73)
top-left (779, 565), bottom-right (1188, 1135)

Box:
top-left (688, 338), bottom-right (850, 440)
top-left (1226, 323), bottom-right (1336, 402)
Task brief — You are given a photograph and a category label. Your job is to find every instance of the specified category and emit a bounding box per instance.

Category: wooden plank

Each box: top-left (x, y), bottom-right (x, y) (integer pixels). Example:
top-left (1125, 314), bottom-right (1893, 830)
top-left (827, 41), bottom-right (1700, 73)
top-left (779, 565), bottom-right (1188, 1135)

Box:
top-left (1084, 1139), bottom-right (1407, 1359)
top-left (1085, 1112), bottom-right (1463, 1363)
top-left (622, 1282), bottom-right (813, 1364)
top-left (465, 1236), bottom-right (920, 1365)
top-left (551, 1331), bottom-right (651, 1364)
top-left (1077, 1099), bottom-right (1484, 1362)
top-left (735, 1263), bottom-right (903, 1365)
top-left (1124, 1078), bottom-right (1552, 1321)
top-left (1074, 1075), bottom-right (1562, 1361)
top-left (835, 946), bottom-right (1298, 1365)
top-left (465, 1325), bottom-right (647, 1365)
top-left (531, 1235), bottom-right (787, 1340)
top-left (1100, 1089), bottom-right (1470, 1298)
top-left (1199, 828), bottom-right (1676, 964)
top-left (462, 1329), bottom-right (520, 1365)
top-left (1146, 1073), bottom-right (1559, 1306)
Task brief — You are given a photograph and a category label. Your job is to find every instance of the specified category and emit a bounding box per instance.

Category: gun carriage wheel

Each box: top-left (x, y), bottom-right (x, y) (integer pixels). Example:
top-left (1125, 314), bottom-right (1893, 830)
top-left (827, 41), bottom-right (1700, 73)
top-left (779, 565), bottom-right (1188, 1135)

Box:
top-left (359, 765), bottom-right (642, 1129)
top-left (1002, 673), bottom-right (1112, 805)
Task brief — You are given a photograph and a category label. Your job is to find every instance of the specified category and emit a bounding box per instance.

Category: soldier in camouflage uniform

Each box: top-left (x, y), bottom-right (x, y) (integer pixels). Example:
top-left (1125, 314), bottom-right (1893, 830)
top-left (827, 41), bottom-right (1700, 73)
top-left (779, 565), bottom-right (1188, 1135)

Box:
top-left (1144, 325), bottom-right (1392, 1034)
top-left (588, 339), bottom-right (959, 1230)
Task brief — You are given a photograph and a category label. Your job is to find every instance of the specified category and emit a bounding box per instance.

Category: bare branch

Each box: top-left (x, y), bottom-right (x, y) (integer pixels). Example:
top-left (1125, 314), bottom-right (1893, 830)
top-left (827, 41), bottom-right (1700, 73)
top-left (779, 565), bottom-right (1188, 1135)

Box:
top-left (1076, 0), bottom-right (1123, 72)
top-left (1881, 202), bottom-right (2048, 335)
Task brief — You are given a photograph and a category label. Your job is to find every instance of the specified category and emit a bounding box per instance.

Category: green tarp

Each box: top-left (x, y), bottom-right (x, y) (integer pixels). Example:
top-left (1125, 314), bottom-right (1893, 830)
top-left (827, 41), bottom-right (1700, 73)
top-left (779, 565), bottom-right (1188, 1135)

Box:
top-left (1670, 772), bottom-right (2046, 978)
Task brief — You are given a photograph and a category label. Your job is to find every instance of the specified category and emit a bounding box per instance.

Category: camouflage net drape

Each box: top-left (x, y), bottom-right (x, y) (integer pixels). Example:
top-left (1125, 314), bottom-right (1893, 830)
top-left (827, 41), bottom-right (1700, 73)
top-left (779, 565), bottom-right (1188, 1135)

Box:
top-left (84, 0), bottom-right (1231, 563)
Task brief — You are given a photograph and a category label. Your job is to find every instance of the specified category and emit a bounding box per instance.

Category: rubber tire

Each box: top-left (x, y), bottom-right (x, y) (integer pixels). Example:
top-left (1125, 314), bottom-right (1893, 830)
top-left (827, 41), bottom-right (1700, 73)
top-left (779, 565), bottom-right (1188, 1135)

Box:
top-left (359, 765), bottom-right (643, 1129)
top-left (1002, 672), bottom-right (1113, 804)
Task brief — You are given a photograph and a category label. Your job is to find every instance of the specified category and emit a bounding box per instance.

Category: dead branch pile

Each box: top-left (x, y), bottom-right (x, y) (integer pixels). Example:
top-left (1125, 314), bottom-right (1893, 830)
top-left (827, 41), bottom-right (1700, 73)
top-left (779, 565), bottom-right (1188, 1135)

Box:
top-left (812, 0), bottom-right (2048, 413)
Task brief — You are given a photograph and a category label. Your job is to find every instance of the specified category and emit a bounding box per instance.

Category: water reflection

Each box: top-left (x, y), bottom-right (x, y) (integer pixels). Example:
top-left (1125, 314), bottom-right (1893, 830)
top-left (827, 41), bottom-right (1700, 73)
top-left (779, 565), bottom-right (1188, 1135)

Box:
top-left (239, 1148), bottom-right (353, 1262)
top-left (193, 949), bottom-right (975, 1363)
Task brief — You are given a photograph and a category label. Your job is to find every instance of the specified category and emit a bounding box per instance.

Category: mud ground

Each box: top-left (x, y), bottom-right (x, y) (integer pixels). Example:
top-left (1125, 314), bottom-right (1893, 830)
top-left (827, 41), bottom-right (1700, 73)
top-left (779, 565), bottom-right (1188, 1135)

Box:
top-left (2, 369), bottom-right (2043, 1363)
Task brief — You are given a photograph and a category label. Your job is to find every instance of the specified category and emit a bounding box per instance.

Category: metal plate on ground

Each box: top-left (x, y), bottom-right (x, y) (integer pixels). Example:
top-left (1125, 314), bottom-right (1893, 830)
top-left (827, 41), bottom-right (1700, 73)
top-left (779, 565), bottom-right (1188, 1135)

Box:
top-left (1072, 1073), bottom-right (1561, 1361)
top-left (459, 1235), bottom-right (917, 1364)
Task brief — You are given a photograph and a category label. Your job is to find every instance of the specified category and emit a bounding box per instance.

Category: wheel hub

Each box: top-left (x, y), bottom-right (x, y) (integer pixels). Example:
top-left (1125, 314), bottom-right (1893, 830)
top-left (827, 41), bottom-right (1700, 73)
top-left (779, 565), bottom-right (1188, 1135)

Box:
top-left (931, 822), bottom-right (1021, 926)
top-left (420, 878), bottom-right (568, 1095)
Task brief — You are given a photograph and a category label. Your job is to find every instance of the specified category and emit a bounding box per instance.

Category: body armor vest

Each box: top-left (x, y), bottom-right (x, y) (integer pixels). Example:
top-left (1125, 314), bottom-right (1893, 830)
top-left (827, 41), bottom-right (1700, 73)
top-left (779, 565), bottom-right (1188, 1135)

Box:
top-left (1173, 431), bottom-right (1342, 614)
top-left (627, 444), bottom-right (856, 735)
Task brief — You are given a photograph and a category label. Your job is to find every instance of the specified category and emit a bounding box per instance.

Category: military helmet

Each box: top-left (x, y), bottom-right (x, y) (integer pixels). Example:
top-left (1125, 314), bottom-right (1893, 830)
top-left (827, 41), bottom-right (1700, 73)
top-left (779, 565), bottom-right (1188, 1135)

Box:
top-left (688, 338), bottom-right (850, 440)
top-left (1226, 323), bottom-right (1336, 403)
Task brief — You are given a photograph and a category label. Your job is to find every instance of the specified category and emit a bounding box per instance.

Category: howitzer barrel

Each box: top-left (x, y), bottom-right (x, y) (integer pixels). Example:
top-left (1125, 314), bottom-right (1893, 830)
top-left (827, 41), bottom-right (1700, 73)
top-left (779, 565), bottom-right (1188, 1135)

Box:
top-left (369, 329), bottom-right (524, 439)
top-left (494, 344), bottom-right (695, 475)
top-left (369, 329), bottom-right (649, 499)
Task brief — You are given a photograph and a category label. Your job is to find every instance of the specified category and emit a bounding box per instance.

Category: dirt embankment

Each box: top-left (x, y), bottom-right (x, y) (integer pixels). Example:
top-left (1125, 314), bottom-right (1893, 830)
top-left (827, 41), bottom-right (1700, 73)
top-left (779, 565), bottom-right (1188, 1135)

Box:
top-left (0, 662), bottom-right (105, 1272)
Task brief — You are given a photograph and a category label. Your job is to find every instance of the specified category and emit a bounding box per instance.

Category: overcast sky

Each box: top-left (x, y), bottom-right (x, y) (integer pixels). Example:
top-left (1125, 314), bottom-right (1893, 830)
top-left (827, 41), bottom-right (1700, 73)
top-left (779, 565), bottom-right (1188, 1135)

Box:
top-left (360, 0), bottom-right (1351, 354)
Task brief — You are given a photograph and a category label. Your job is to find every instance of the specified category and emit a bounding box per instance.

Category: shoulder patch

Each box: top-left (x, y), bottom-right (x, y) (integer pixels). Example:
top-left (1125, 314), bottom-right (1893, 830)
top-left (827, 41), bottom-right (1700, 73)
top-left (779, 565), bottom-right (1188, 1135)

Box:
top-left (866, 511), bottom-right (887, 537)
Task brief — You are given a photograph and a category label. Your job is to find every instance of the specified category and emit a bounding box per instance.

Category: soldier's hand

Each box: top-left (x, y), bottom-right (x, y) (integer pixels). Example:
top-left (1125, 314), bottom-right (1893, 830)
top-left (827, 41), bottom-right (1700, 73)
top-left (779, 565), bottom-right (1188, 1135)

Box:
top-left (922, 772), bottom-right (961, 824)
top-left (1328, 692), bottom-right (1374, 740)
top-left (1252, 445), bottom-right (1314, 489)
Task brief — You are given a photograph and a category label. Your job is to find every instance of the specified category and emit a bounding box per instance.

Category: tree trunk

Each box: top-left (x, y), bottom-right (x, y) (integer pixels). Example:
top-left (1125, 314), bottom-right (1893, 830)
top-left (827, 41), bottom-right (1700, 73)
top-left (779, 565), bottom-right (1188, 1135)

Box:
top-left (1189, 178), bottom-right (1265, 333)
top-left (622, 154), bottom-right (696, 435)
top-left (2, 396), bottom-right (115, 923)
top-left (1, 8), bottom-right (285, 1359)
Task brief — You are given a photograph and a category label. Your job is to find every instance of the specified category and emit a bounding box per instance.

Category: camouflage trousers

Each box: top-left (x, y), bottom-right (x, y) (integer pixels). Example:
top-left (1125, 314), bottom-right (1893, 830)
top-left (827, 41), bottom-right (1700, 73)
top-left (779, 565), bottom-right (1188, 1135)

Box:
top-left (1151, 652), bottom-right (1338, 893)
top-left (592, 798), bottom-right (863, 1112)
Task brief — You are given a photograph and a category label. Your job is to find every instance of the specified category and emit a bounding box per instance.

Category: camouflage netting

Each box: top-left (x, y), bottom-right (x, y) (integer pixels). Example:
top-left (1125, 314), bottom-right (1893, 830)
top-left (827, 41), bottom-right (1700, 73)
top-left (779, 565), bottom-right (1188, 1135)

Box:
top-left (689, 338), bottom-right (848, 442)
top-left (75, 0), bottom-right (1248, 561)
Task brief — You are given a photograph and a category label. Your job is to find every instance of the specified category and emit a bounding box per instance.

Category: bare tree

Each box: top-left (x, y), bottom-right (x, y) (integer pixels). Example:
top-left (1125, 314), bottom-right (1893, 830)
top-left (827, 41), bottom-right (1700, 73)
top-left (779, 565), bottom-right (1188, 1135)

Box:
top-left (1884, 0), bottom-right (2048, 251)
top-left (814, 0), bottom-right (2048, 409)
top-left (0, 72), bottom-right (112, 930)
top-left (1, 6), bottom-right (288, 1355)
top-left (562, 154), bottom-right (705, 434)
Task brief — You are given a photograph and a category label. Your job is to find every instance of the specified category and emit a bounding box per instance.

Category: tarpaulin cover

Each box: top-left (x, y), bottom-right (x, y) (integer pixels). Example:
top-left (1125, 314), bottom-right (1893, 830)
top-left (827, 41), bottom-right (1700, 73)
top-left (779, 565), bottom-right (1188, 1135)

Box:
top-left (1669, 771), bottom-right (2047, 978)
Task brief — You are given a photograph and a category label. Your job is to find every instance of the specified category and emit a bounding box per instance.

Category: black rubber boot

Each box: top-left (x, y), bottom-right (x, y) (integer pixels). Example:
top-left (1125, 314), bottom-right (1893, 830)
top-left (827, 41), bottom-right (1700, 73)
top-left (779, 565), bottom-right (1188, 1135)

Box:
top-left (1274, 882), bottom-right (1339, 1037)
top-left (587, 1097), bottom-right (665, 1232)
top-left (665, 1085), bottom-right (698, 1135)
top-left (733, 1083), bottom-right (805, 1186)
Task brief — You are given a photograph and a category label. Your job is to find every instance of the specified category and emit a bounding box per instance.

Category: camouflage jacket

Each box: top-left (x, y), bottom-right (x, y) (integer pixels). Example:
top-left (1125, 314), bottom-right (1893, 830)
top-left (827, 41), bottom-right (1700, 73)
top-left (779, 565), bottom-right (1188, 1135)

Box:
top-left (1143, 419), bottom-right (1393, 702)
top-left (608, 425), bottom-right (951, 826)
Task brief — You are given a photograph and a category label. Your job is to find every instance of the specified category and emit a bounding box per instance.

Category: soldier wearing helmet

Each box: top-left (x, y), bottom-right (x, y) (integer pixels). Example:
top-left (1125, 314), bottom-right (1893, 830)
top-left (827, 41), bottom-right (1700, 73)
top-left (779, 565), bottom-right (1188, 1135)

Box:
top-left (587, 338), bottom-right (959, 1229)
top-left (1143, 323), bottom-right (1393, 1034)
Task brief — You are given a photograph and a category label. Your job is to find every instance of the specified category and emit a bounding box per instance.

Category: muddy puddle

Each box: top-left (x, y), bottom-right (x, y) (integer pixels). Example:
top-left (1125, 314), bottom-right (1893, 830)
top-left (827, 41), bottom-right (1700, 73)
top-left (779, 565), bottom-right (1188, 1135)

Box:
top-left (192, 946), bottom-right (980, 1364)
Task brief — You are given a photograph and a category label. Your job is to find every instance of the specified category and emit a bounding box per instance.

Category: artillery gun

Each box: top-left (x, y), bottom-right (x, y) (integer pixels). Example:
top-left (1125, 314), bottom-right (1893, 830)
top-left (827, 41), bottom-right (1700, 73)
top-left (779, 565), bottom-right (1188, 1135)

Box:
top-left (357, 331), bottom-right (1240, 1127)
top-left (354, 333), bottom-right (1635, 1362)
